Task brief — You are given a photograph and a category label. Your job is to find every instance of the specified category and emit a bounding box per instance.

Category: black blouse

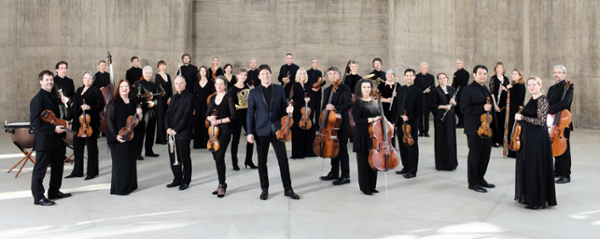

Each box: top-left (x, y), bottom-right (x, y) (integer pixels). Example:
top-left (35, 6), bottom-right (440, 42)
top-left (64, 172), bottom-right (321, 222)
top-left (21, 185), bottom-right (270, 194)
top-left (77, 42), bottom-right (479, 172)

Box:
top-left (155, 73), bottom-right (173, 98)
top-left (352, 99), bottom-right (381, 152)
top-left (490, 75), bottom-right (509, 107)
top-left (105, 98), bottom-right (142, 144)
top-left (206, 92), bottom-right (237, 134)
top-left (521, 95), bottom-right (549, 126)
top-left (71, 86), bottom-right (105, 134)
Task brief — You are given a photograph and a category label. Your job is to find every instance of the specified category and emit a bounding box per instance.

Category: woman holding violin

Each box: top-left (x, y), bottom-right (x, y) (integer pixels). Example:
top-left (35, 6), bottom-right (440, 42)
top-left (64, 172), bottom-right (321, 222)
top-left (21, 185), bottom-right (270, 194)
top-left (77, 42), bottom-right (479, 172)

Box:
top-left (289, 68), bottom-right (317, 159)
top-left (505, 69), bottom-right (526, 158)
top-left (229, 69), bottom-right (257, 169)
top-left (430, 73), bottom-right (458, 171)
top-left (513, 76), bottom-right (557, 209)
top-left (352, 79), bottom-right (381, 195)
top-left (65, 71), bottom-right (105, 180)
top-left (377, 69), bottom-right (400, 147)
top-left (155, 60), bottom-right (173, 145)
top-left (207, 57), bottom-right (224, 80)
top-left (206, 76), bottom-right (236, 198)
top-left (105, 79), bottom-right (143, 195)
top-left (193, 66), bottom-right (214, 149)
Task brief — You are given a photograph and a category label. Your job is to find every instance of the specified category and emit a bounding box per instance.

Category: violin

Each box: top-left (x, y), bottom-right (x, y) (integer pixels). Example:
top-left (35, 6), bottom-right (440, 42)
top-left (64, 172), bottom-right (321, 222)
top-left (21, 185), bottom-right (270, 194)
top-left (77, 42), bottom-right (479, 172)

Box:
top-left (207, 109), bottom-right (221, 152)
top-left (312, 76), bottom-right (326, 91)
top-left (276, 100), bottom-right (294, 142)
top-left (509, 106), bottom-right (524, 151)
top-left (547, 79), bottom-right (572, 157)
top-left (477, 97), bottom-right (493, 138)
top-left (368, 89), bottom-right (400, 171)
top-left (401, 110), bottom-right (414, 146)
top-left (299, 93), bottom-right (312, 130)
top-left (78, 99), bottom-right (93, 138)
top-left (141, 92), bottom-right (165, 102)
top-left (40, 110), bottom-right (76, 134)
top-left (313, 80), bottom-right (342, 158)
top-left (118, 103), bottom-right (142, 141)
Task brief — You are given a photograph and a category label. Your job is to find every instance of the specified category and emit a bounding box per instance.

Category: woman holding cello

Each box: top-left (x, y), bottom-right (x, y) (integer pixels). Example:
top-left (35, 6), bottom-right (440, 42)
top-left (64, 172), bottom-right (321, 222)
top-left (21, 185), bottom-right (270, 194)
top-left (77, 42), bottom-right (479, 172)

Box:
top-left (65, 70), bottom-right (104, 180)
top-left (206, 76), bottom-right (236, 198)
top-left (289, 68), bottom-right (317, 159)
top-left (352, 79), bottom-right (380, 195)
top-left (513, 76), bottom-right (556, 209)
top-left (105, 79), bottom-right (143, 195)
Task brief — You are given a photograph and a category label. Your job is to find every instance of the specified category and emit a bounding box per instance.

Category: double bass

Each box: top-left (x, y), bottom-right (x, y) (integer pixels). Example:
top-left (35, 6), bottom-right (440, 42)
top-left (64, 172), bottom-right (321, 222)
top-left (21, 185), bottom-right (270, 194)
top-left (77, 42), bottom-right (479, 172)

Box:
top-left (298, 93), bottom-right (312, 130)
top-left (477, 97), bottom-right (493, 138)
top-left (78, 99), bottom-right (93, 138)
top-left (368, 89), bottom-right (400, 171)
top-left (547, 79), bottom-right (572, 157)
top-left (276, 100), bottom-right (294, 142)
top-left (117, 103), bottom-right (142, 141)
top-left (313, 81), bottom-right (342, 158)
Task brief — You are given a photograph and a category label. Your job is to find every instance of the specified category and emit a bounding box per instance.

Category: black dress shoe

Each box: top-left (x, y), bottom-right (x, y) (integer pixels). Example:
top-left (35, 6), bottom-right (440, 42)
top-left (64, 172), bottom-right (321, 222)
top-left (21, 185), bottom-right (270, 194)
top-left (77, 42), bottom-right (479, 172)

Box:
top-left (178, 183), bottom-right (189, 191)
top-left (555, 177), bottom-right (570, 184)
top-left (553, 172), bottom-right (560, 178)
top-left (319, 173), bottom-right (339, 181)
top-left (371, 189), bottom-right (379, 193)
top-left (64, 174), bottom-right (82, 179)
top-left (395, 168), bottom-right (408, 175)
top-left (84, 175), bottom-right (98, 181)
top-left (332, 178), bottom-right (350, 185)
top-left (469, 185), bottom-right (487, 193)
top-left (403, 173), bottom-right (416, 179)
top-left (233, 164), bottom-right (240, 171)
top-left (424, 133), bottom-right (430, 137)
top-left (145, 152), bottom-right (159, 157)
top-left (34, 198), bottom-right (56, 206)
top-left (480, 182), bottom-right (495, 188)
top-left (284, 189), bottom-right (300, 200)
top-left (259, 189), bottom-right (269, 200)
top-left (362, 190), bottom-right (373, 195)
top-left (48, 191), bottom-right (72, 200)
top-left (166, 182), bottom-right (181, 188)
top-left (136, 155), bottom-right (144, 160)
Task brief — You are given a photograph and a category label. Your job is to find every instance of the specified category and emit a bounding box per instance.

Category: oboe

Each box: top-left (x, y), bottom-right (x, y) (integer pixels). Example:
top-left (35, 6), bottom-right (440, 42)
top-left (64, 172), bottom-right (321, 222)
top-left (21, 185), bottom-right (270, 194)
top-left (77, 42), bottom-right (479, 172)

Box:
top-left (441, 86), bottom-right (460, 121)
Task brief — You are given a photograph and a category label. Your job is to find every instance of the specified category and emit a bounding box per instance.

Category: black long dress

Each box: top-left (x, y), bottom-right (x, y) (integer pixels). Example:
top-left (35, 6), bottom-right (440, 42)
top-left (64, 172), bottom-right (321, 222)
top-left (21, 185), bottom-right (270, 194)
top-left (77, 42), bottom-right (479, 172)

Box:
top-left (155, 73), bottom-right (173, 144)
top-left (430, 86), bottom-right (458, 170)
top-left (206, 92), bottom-right (236, 185)
top-left (105, 98), bottom-right (141, 195)
top-left (490, 75), bottom-right (509, 146)
top-left (289, 82), bottom-right (317, 159)
top-left (506, 83), bottom-right (526, 158)
top-left (352, 99), bottom-right (380, 193)
top-left (229, 84), bottom-right (255, 166)
top-left (193, 79), bottom-right (215, 149)
top-left (70, 86), bottom-right (104, 177)
top-left (514, 95), bottom-right (557, 209)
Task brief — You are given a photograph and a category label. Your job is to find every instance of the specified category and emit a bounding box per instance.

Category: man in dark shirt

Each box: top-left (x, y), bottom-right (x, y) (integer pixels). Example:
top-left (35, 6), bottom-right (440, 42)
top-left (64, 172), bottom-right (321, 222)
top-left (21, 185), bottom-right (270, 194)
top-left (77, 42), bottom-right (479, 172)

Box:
top-left (368, 58), bottom-right (386, 83)
top-left (126, 56), bottom-right (143, 86)
top-left (344, 60), bottom-right (362, 93)
top-left (453, 59), bottom-right (469, 128)
top-left (246, 59), bottom-right (260, 88)
top-left (134, 66), bottom-right (160, 160)
top-left (414, 62), bottom-right (435, 137)
top-left (94, 60), bottom-right (110, 91)
top-left (277, 53), bottom-right (299, 97)
top-left (52, 61), bottom-right (75, 120)
top-left (176, 54), bottom-right (198, 94)
top-left (547, 65), bottom-right (574, 184)
top-left (306, 58), bottom-right (323, 122)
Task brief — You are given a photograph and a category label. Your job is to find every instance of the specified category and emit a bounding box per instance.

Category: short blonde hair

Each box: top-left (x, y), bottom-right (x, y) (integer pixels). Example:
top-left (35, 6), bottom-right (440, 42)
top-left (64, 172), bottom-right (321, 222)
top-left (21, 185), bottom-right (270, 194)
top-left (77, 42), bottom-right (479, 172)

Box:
top-left (527, 76), bottom-right (544, 94)
top-left (295, 68), bottom-right (308, 84)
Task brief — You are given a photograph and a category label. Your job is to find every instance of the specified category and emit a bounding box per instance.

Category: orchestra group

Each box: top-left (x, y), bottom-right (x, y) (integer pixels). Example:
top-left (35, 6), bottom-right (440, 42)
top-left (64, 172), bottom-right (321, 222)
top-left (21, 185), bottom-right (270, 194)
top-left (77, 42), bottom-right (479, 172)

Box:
top-left (29, 54), bottom-right (574, 210)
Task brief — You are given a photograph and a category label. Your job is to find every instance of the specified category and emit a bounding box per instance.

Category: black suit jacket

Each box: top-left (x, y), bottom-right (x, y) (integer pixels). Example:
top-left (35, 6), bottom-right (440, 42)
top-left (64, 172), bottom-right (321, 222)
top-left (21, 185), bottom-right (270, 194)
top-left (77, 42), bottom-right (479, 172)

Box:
top-left (415, 73), bottom-right (436, 103)
top-left (321, 83), bottom-right (353, 131)
top-left (453, 68), bottom-right (469, 89)
top-left (51, 75), bottom-right (75, 120)
top-left (133, 80), bottom-right (159, 117)
top-left (460, 81), bottom-right (493, 135)
top-left (30, 89), bottom-right (64, 151)
top-left (247, 84), bottom-right (288, 137)
top-left (126, 67), bottom-right (143, 86)
top-left (392, 85), bottom-right (424, 125)
top-left (165, 90), bottom-right (194, 140)
top-left (277, 63), bottom-right (299, 85)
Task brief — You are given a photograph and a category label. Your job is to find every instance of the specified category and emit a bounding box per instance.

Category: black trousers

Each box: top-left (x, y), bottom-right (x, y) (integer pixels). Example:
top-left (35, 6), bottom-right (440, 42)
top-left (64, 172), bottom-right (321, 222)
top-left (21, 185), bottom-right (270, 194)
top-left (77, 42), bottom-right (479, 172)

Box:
top-left (71, 135), bottom-right (99, 177)
top-left (554, 130), bottom-right (571, 178)
top-left (137, 113), bottom-right (156, 156)
top-left (467, 134), bottom-right (493, 187)
top-left (231, 113), bottom-right (254, 166)
top-left (397, 122), bottom-right (420, 175)
top-left (329, 130), bottom-right (350, 178)
top-left (356, 151), bottom-right (377, 192)
top-left (256, 134), bottom-right (292, 191)
top-left (419, 104), bottom-right (432, 134)
top-left (212, 134), bottom-right (231, 185)
top-left (31, 147), bottom-right (65, 201)
top-left (455, 95), bottom-right (465, 126)
top-left (170, 139), bottom-right (192, 184)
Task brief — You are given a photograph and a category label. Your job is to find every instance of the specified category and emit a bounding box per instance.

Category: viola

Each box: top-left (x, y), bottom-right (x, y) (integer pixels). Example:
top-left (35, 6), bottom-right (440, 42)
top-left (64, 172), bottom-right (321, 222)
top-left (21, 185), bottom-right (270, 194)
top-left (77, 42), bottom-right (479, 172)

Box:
top-left (40, 110), bottom-right (76, 134)
top-left (299, 93), bottom-right (312, 130)
top-left (312, 76), bottom-right (326, 91)
top-left (207, 109), bottom-right (221, 152)
top-left (509, 106), bottom-right (524, 151)
top-left (401, 110), bottom-right (414, 146)
top-left (141, 91), bottom-right (165, 102)
top-left (547, 79), bottom-right (572, 157)
top-left (477, 97), bottom-right (493, 138)
top-left (117, 103), bottom-right (142, 141)
top-left (313, 81), bottom-right (342, 158)
top-left (368, 89), bottom-right (400, 171)
top-left (78, 99), bottom-right (93, 138)
top-left (276, 100), bottom-right (294, 142)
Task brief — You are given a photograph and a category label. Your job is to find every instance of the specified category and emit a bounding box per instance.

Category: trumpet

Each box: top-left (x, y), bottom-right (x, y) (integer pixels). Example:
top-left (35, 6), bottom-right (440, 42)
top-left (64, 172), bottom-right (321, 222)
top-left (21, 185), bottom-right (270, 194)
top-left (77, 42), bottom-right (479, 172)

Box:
top-left (168, 134), bottom-right (180, 165)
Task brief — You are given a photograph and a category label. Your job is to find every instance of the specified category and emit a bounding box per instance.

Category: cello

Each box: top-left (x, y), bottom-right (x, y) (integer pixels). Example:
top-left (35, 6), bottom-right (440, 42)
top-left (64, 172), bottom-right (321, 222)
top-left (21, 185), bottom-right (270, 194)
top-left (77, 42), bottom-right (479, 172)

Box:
top-left (477, 97), bottom-right (493, 138)
top-left (276, 100), bottom-right (294, 142)
top-left (313, 81), bottom-right (342, 158)
top-left (368, 89), bottom-right (400, 171)
top-left (509, 106), bottom-right (524, 151)
top-left (547, 79), bottom-right (572, 157)
top-left (78, 99), bottom-right (93, 138)
top-left (117, 103), bottom-right (142, 141)
top-left (207, 109), bottom-right (220, 152)
top-left (298, 93), bottom-right (312, 130)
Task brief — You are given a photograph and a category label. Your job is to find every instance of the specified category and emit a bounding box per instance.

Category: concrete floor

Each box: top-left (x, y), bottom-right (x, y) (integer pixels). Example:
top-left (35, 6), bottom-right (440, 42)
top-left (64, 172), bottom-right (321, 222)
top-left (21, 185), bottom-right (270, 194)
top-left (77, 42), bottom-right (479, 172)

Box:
top-left (1, 127), bottom-right (599, 239)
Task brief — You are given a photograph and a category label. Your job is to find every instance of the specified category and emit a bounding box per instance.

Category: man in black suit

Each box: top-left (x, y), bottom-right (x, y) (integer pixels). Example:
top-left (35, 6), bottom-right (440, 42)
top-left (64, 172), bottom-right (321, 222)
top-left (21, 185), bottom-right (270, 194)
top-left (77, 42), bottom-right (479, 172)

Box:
top-left (247, 64), bottom-right (300, 200)
top-left (176, 54), bottom-right (198, 94)
top-left (126, 56), bottom-right (143, 86)
top-left (392, 68), bottom-right (424, 179)
top-left (165, 75), bottom-right (194, 191)
top-left (318, 66), bottom-right (353, 185)
top-left (246, 59), bottom-right (260, 88)
top-left (547, 65), bottom-right (574, 184)
top-left (30, 70), bottom-right (72, 206)
top-left (94, 60), bottom-right (110, 92)
top-left (134, 66), bottom-right (159, 159)
top-left (460, 65), bottom-right (495, 193)
top-left (453, 59), bottom-right (469, 128)
top-left (414, 62), bottom-right (435, 137)
top-left (306, 59), bottom-right (323, 122)
top-left (52, 61), bottom-right (75, 121)
top-left (277, 53), bottom-right (299, 97)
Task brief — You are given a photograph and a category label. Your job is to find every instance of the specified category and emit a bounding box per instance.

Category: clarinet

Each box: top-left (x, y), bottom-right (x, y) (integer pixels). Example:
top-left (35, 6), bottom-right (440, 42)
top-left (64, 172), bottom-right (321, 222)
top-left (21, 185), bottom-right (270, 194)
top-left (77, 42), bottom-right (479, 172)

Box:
top-left (441, 86), bottom-right (460, 121)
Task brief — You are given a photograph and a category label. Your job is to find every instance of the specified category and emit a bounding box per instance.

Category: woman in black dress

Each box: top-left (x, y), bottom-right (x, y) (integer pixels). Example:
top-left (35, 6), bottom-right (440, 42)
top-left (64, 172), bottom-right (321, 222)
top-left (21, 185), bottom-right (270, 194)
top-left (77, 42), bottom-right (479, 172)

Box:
top-left (490, 62), bottom-right (509, 147)
top-left (514, 76), bottom-right (557, 209)
top-left (65, 70), bottom-right (105, 180)
top-left (105, 79), bottom-right (143, 195)
top-left (223, 64), bottom-right (237, 86)
top-left (377, 69), bottom-right (400, 147)
top-left (505, 69), bottom-right (526, 158)
top-left (289, 68), bottom-right (317, 159)
top-left (155, 60), bottom-right (173, 145)
top-left (206, 76), bottom-right (236, 198)
top-left (430, 73), bottom-right (458, 171)
top-left (229, 69), bottom-right (257, 169)
top-left (352, 79), bottom-right (380, 195)
top-left (207, 57), bottom-right (224, 80)
top-left (193, 66), bottom-right (215, 149)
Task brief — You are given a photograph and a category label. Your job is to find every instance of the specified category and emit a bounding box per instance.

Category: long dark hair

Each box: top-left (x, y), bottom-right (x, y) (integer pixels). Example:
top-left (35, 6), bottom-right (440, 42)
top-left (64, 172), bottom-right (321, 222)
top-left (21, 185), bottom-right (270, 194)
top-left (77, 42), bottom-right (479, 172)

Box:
top-left (354, 79), bottom-right (374, 100)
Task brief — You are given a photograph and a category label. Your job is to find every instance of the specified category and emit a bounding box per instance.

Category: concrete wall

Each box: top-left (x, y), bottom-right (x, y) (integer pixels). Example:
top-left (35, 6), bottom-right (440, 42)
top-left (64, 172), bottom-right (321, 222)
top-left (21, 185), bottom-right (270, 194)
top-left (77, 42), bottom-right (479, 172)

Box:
top-left (2, 0), bottom-right (598, 129)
